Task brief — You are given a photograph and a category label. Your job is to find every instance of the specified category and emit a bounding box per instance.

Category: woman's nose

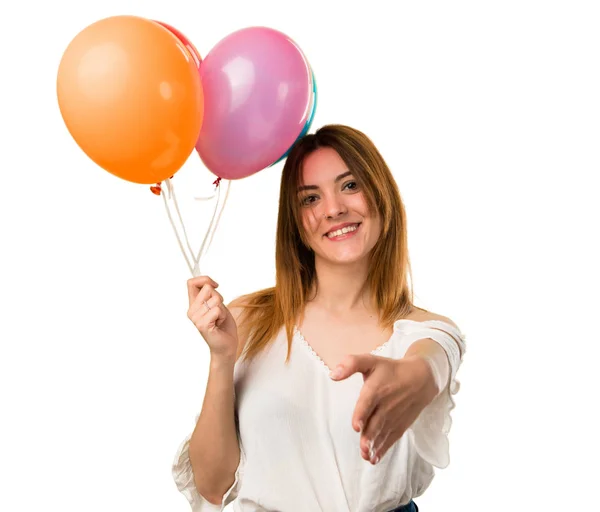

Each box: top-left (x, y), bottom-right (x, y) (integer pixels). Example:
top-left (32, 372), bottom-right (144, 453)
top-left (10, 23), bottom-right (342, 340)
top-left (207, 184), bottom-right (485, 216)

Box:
top-left (322, 193), bottom-right (348, 219)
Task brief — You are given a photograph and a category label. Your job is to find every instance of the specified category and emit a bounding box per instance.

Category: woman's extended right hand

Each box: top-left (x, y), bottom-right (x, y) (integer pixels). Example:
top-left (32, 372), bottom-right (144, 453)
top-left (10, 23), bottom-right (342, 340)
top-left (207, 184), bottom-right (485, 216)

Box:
top-left (187, 276), bottom-right (238, 359)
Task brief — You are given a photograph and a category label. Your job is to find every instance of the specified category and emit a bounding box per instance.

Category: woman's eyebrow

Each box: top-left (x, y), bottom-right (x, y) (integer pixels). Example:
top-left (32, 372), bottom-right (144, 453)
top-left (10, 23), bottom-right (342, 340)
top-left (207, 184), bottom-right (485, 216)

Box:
top-left (297, 171), bottom-right (352, 192)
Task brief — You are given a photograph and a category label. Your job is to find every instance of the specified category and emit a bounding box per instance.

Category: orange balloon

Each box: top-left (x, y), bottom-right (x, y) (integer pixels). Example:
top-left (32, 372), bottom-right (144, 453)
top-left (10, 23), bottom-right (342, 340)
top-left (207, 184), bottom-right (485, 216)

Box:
top-left (57, 16), bottom-right (204, 185)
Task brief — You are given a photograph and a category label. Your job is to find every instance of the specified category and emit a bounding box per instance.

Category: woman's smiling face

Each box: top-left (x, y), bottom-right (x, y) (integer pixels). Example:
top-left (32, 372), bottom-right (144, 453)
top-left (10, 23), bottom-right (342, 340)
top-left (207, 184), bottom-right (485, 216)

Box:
top-left (297, 147), bottom-right (382, 265)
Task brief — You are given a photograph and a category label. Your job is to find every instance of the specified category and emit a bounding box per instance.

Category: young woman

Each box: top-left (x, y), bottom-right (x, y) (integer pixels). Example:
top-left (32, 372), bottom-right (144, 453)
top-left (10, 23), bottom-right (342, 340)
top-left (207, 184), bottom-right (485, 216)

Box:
top-left (172, 125), bottom-right (467, 511)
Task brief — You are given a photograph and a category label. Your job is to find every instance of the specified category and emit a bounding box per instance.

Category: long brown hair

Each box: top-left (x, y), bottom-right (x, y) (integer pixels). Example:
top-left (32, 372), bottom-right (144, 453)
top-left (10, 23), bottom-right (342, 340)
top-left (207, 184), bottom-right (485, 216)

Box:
top-left (236, 124), bottom-right (416, 363)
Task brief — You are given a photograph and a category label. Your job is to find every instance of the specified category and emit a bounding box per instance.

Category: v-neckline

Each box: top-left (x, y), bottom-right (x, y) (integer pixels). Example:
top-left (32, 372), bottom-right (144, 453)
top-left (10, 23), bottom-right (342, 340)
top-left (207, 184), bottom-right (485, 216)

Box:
top-left (293, 324), bottom-right (396, 375)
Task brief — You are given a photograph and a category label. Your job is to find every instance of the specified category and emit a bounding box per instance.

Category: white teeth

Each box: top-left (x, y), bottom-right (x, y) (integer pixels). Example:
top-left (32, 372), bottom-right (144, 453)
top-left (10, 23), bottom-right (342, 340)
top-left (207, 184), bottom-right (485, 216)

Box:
top-left (327, 224), bottom-right (358, 239)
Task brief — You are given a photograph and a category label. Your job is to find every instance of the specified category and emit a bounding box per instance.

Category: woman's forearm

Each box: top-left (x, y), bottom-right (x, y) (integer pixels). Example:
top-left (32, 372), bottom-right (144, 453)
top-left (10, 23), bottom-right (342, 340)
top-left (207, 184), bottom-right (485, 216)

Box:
top-left (188, 354), bottom-right (240, 504)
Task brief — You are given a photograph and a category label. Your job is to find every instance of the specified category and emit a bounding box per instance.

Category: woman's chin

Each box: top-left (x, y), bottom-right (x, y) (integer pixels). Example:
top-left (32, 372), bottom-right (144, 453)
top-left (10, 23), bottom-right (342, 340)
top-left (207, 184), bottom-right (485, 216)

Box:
top-left (317, 249), bottom-right (368, 266)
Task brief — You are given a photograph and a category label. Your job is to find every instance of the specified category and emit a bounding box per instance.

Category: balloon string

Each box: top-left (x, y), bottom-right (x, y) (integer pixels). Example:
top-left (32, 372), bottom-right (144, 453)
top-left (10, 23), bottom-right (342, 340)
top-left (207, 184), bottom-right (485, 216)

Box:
top-left (156, 175), bottom-right (230, 277)
top-left (192, 183), bottom-right (219, 276)
top-left (192, 179), bottom-right (228, 276)
top-left (164, 178), bottom-right (196, 260)
top-left (204, 179), bottom-right (231, 257)
top-left (161, 180), bottom-right (194, 275)
top-left (210, 180), bottom-right (230, 251)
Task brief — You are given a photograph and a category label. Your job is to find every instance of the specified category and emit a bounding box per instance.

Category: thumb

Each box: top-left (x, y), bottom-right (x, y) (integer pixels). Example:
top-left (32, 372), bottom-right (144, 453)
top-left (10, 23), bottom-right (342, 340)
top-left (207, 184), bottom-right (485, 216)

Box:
top-left (330, 354), bottom-right (377, 381)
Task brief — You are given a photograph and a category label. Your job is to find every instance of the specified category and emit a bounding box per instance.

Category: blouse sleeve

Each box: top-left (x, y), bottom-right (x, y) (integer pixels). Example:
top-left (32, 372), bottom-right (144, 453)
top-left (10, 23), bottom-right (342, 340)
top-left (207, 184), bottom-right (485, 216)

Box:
top-left (171, 411), bottom-right (245, 511)
top-left (397, 320), bottom-right (467, 469)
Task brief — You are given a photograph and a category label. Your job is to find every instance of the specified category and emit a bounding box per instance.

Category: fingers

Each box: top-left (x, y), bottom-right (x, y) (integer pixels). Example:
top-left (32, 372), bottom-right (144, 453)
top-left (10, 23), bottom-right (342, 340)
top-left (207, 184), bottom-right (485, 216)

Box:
top-left (373, 422), bottom-right (408, 465)
top-left (188, 284), bottom-right (223, 316)
top-left (359, 407), bottom-right (401, 464)
top-left (361, 402), bottom-right (385, 444)
top-left (330, 353), bottom-right (377, 381)
top-left (370, 428), bottom-right (392, 464)
top-left (208, 293), bottom-right (227, 327)
top-left (360, 405), bottom-right (386, 459)
top-left (352, 382), bottom-right (380, 433)
top-left (195, 305), bottom-right (221, 333)
top-left (187, 275), bottom-right (219, 305)
top-left (356, 403), bottom-right (379, 460)
top-left (188, 294), bottom-right (226, 332)
top-left (186, 275), bottom-right (230, 336)
top-left (188, 289), bottom-right (222, 318)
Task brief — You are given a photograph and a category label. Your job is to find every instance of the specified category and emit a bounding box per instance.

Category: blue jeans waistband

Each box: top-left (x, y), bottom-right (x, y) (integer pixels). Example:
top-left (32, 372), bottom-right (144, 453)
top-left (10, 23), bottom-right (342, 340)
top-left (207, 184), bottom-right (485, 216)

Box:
top-left (388, 500), bottom-right (418, 512)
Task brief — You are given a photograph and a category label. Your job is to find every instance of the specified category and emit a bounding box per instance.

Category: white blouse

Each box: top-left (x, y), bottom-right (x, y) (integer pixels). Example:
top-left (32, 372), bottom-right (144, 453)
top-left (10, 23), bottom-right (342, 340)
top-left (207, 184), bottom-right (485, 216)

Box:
top-left (172, 319), bottom-right (467, 512)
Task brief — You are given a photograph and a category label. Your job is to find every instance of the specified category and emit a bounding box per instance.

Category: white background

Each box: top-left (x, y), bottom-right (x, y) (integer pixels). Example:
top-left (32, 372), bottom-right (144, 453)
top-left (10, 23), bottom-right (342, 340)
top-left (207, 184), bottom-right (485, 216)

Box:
top-left (1, 0), bottom-right (599, 510)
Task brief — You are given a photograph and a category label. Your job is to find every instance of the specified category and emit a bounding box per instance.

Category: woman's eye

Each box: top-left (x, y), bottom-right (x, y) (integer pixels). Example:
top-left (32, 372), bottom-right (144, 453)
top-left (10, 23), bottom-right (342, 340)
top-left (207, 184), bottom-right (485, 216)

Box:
top-left (299, 182), bottom-right (356, 206)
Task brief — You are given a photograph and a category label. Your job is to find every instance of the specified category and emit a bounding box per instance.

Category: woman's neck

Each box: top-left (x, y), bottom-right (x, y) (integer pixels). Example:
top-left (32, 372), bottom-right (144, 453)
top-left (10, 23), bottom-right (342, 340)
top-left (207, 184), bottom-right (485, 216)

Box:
top-left (309, 257), bottom-right (372, 314)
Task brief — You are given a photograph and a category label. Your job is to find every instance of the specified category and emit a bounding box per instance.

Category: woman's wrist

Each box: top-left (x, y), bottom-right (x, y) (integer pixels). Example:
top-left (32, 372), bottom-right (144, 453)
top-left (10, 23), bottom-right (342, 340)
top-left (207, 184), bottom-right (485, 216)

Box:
top-left (209, 351), bottom-right (237, 371)
top-left (403, 339), bottom-right (450, 395)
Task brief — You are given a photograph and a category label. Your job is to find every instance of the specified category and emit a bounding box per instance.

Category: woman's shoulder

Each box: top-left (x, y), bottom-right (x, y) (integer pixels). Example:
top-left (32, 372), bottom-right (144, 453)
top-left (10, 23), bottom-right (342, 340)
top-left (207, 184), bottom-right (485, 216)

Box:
top-left (403, 307), bottom-right (460, 331)
top-left (227, 294), bottom-right (249, 319)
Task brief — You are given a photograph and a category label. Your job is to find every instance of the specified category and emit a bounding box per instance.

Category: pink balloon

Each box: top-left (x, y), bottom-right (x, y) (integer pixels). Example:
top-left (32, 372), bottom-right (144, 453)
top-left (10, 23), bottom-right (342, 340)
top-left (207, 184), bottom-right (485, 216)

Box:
top-left (196, 27), bottom-right (313, 179)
